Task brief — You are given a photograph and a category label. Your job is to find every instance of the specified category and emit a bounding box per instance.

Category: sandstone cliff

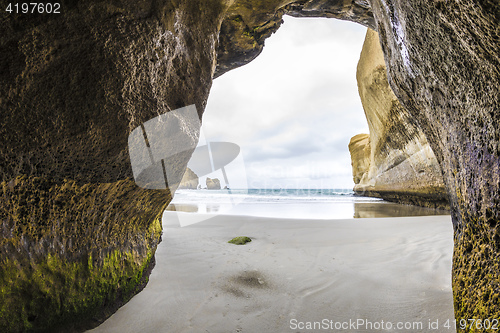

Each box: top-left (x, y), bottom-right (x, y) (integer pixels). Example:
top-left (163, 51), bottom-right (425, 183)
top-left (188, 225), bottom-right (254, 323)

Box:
top-left (350, 29), bottom-right (449, 210)
top-left (178, 168), bottom-right (199, 189)
top-left (348, 134), bottom-right (371, 185)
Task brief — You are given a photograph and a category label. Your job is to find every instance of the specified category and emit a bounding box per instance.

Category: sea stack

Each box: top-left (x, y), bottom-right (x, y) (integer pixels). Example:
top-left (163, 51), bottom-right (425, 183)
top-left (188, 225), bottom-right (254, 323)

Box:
top-left (206, 177), bottom-right (222, 190)
top-left (178, 168), bottom-right (200, 190)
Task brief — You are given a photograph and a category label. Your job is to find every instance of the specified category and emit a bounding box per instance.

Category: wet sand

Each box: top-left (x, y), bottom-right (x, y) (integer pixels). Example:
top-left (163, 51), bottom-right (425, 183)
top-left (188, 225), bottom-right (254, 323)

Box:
top-left (166, 200), bottom-right (449, 220)
top-left (88, 213), bottom-right (455, 333)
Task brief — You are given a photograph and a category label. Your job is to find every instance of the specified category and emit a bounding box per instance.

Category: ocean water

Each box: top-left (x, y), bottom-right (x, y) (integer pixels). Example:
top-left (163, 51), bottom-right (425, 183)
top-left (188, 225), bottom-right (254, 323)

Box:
top-left (166, 188), bottom-right (449, 220)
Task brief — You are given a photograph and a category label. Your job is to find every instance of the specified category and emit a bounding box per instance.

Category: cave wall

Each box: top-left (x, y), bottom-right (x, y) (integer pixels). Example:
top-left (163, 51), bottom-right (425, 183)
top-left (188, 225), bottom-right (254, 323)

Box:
top-left (349, 28), bottom-right (448, 210)
top-left (369, 0), bottom-right (500, 325)
top-left (215, 0), bottom-right (376, 77)
top-left (0, 1), bottom-right (229, 331)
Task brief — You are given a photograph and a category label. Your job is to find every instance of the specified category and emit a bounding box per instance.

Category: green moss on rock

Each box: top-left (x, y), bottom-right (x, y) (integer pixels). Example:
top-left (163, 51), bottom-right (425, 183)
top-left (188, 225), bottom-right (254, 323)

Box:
top-left (0, 249), bottom-right (155, 332)
top-left (228, 236), bottom-right (252, 245)
top-left (0, 176), bottom-right (167, 332)
top-left (452, 211), bottom-right (500, 332)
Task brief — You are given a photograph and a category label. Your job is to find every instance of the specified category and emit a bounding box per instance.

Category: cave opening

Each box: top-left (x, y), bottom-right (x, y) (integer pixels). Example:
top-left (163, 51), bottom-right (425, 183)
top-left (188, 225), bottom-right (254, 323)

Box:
top-left (167, 15), bottom-right (451, 221)
top-left (159, 15), bottom-right (454, 332)
top-left (169, 16), bottom-right (377, 220)
top-left (204, 16), bottom-right (368, 191)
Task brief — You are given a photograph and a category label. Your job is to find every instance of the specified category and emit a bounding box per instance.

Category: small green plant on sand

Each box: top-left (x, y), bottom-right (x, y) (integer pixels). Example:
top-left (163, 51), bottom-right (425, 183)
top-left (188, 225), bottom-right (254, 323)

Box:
top-left (228, 236), bottom-right (252, 245)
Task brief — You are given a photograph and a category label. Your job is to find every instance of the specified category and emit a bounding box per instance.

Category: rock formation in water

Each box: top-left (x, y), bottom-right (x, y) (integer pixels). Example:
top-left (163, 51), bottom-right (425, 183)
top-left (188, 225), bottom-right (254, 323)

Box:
top-left (206, 177), bottom-right (222, 190)
top-left (348, 134), bottom-right (371, 185)
top-left (1, 0), bottom-right (499, 330)
top-left (178, 168), bottom-right (199, 189)
top-left (350, 29), bottom-right (449, 210)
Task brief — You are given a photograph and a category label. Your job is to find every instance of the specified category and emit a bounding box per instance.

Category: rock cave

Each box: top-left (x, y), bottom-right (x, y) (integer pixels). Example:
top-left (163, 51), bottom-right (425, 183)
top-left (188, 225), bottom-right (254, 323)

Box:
top-left (0, 0), bottom-right (498, 331)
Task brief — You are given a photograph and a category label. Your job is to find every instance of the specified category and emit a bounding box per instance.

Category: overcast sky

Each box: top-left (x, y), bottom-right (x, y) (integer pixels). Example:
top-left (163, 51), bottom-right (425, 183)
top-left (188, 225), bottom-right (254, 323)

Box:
top-left (199, 16), bottom-right (369, 189)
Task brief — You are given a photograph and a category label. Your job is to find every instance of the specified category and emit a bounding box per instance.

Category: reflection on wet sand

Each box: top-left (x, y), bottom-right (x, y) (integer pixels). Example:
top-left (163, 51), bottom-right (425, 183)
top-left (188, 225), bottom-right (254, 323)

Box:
top-left (167, 201), bottom-right (450, 219)
top-left (166, 204), bottom-right (199, 213)
top-left (354, 202), bottom-right (449, 218)
top-left (166, 203), bottom-right (221, 214)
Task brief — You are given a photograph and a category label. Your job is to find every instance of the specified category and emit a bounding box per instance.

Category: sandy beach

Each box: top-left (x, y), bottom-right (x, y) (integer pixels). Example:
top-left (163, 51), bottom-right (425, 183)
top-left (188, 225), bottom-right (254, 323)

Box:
top-left (88, 212), bottom-right (455, 333)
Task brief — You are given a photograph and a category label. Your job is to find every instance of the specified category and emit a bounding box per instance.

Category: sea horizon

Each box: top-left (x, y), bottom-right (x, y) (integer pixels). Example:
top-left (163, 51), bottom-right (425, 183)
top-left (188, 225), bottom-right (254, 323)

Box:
top-left (167, 188), bottom-right (449, 220)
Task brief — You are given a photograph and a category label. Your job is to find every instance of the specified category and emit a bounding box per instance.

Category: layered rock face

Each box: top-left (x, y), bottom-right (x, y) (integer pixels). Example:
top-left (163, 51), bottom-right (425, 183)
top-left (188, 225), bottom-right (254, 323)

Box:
top-left (350, 29), bottom-right (448, 210)
top-left (1, 0), bottom-right (499, 330)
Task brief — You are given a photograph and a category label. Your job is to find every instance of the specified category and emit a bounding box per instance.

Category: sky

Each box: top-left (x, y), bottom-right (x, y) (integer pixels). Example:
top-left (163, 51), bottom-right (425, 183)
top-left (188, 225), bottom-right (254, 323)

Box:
top-left (198, 16), bottom-right (369, 190)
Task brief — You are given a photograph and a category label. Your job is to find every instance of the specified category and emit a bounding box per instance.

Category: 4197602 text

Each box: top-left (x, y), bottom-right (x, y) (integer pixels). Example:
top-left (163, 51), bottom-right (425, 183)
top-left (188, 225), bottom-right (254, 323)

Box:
top-left (6, 3), bottom-right (60, 14)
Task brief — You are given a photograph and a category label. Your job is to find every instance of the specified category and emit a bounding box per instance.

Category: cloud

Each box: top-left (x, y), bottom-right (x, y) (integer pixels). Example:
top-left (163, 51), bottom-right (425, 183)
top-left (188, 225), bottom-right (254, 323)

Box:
top-left (202, 16), bottom-right (368, 189)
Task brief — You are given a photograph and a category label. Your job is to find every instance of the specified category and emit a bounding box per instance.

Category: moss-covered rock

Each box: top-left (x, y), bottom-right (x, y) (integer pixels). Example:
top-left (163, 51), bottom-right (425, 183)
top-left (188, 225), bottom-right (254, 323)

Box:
top-left (228, 236), bottom-right (252, 245)
top-left (0, 176), bottom-right (166, 331)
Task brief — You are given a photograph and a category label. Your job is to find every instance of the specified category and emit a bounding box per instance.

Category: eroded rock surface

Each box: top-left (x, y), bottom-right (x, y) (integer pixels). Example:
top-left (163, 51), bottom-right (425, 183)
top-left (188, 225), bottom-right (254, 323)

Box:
top-left (1, 1), bottom-right (229, 331)
top-left (369, 0), bottom-right (500, 324)
top-left (215, 0), bottom-right (376, 77)
top-left (350, 29), bottom-right (448, 209)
